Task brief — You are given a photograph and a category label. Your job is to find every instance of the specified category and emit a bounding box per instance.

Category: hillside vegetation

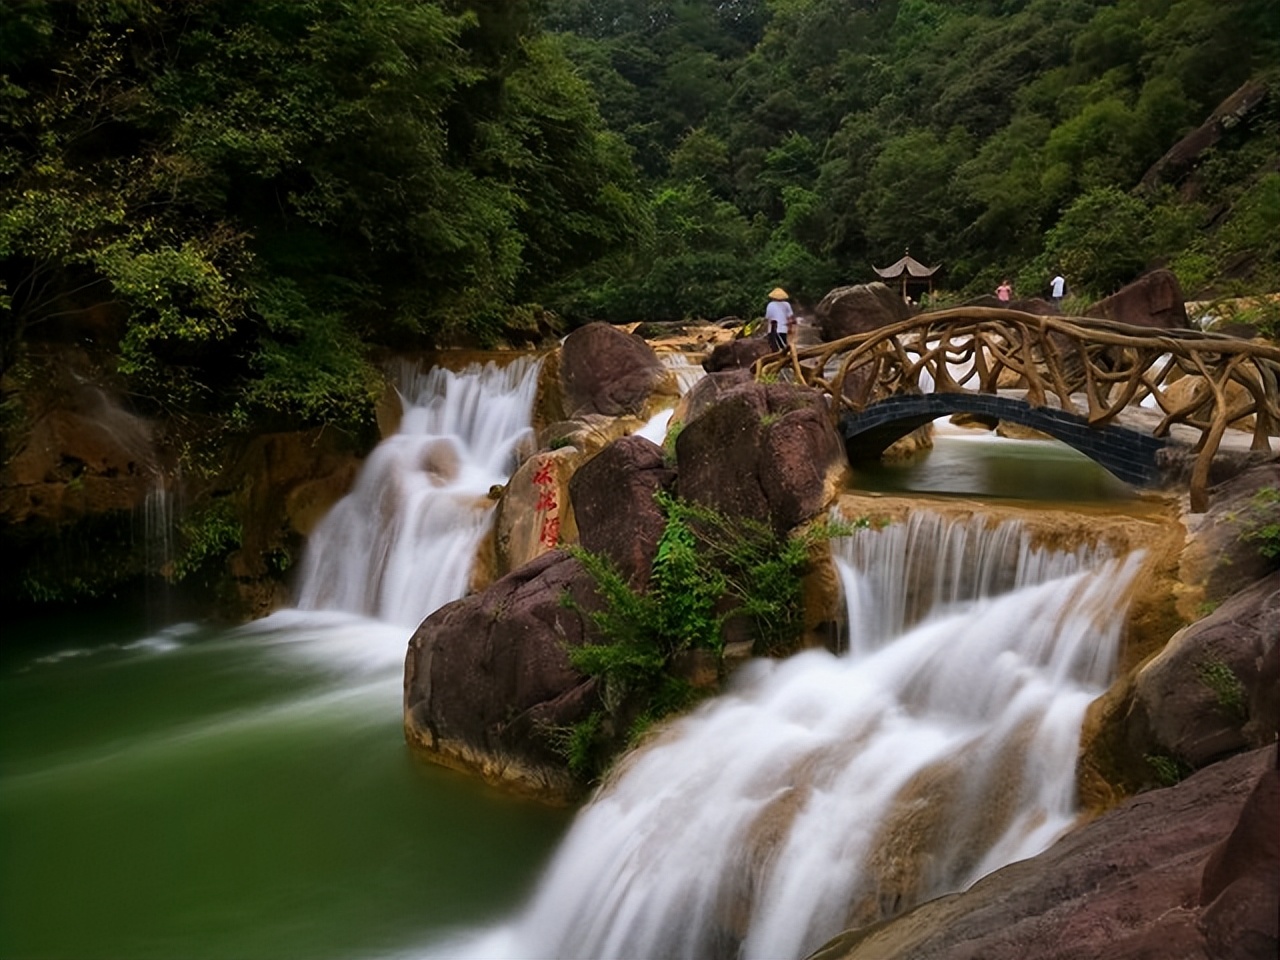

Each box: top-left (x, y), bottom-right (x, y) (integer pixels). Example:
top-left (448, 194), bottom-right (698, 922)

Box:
top-left (2, 0), bottom-right (1278, 437)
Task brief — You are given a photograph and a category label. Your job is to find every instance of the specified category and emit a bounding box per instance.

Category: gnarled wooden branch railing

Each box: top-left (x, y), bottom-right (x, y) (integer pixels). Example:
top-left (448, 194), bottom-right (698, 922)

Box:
top-left (755, 307), bottom-right (1280, 511)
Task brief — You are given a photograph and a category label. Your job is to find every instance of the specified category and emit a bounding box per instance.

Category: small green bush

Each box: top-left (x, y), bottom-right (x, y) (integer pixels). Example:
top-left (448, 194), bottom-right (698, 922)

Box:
top-left (560, 491), bottom-right (862, 779)
top-left (1144, 752), bottom-right (1187, 787)
top-left (1239, 486), bottom-right (1280, 561)
top-left (1197, 657), bottom-right (1247, 720)
top-left (172, 498), bottom-right (242, 581)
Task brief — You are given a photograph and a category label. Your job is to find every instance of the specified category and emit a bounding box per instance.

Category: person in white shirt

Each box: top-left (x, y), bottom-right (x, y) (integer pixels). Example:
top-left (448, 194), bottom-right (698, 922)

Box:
top-left (765, 287), bottom-right (793, 352)
top-left (1050, 272), bottom-right (1066, 309)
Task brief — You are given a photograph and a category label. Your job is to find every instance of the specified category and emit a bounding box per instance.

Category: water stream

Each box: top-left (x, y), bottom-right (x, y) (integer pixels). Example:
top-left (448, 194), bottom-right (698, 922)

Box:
top-left (2, 355), bottom-right (1145, 960)
top-left (430, 518), bottom-right (1141, 960)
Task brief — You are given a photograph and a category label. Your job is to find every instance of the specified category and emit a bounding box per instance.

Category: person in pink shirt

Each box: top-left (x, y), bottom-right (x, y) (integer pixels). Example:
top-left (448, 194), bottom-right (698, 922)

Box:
top-left (996, 278), bottom-right (1012, 302)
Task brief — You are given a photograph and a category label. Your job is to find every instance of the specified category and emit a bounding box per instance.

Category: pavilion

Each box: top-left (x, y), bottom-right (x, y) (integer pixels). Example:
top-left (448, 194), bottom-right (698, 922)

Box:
top-left (874, 249), bottom-right (941, 304)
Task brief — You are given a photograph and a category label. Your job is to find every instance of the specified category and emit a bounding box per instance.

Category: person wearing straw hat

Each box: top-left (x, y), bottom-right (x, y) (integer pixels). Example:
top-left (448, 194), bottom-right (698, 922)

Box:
top-left (765, 287), bottom-right (793, 352)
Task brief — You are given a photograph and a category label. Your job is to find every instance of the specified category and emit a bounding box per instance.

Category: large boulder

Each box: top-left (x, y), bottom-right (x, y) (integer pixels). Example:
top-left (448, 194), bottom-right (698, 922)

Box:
top-left (404, 550), bottom-right (601, 803)
top-left (405, 434), bottom-right (682, 801)
top-left (569, 434), bottom-right (676, 589)
top-left (1084, 268), bottom-right (1192, 330)
top-left (1177, 463), bottom-right (1280, 613)
top-left (556, 321), bottom-right (678, 419)
top-left (809, 746), bottom-right (1277, 960)
top-left (675, 381), bottom-right (847, 534)
top-left (1083, 571), bottom-right (1278, 795)
top-left (815, 282), bottom-right (910, 341)
top-left (702, 337), bottom-right (775, 373)
top-left (670, 368), bottom-right (753, 430)
top-left (489, 446), bottom-right (585, 585)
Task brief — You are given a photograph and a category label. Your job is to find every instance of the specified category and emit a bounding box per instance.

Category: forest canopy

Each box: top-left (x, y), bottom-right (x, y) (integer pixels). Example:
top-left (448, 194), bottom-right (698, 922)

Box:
top-left (2, 0), bottom-right (1278, 432)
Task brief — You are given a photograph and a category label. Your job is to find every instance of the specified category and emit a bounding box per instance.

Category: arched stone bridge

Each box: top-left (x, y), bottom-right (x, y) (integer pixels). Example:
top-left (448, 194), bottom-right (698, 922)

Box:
top-left (756, 307), bottom-right (1280, 511)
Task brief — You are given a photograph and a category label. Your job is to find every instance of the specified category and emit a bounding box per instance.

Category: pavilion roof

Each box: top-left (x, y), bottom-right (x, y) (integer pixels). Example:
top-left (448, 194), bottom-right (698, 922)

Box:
top-left (873, 253), bottom-right (940, 279)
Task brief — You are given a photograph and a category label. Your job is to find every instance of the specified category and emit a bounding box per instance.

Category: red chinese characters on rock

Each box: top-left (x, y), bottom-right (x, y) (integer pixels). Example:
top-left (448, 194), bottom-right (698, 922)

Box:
top-left (531, 457), bottom-right (561, 548)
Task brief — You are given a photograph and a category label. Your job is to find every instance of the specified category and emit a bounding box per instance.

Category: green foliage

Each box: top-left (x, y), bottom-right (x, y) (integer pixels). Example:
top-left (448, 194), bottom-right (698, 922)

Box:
top-left (1239, 486), bottom-right (1280, 561)
top-left (542, 0), bottom-right (1279, 311)
top-left (2, 0), bottom-right (642, 421)
top-left (1196, 657), bottom-right (1247, 720)
top-left (561, 491), bottom-right (859, 777)
top-left (1144, 752), bottom-right (1188, 787)
top-left (662, 418), bottom-right (682, 465)
top-left (172, 498), bottom-right (242, 581)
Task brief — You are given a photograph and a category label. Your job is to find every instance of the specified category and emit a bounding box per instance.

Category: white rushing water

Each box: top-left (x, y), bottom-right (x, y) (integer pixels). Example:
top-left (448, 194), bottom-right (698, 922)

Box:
top-left (293, 357), bottom-right (542, 628)
top-left (427, 516), bottom-right (1141, 960)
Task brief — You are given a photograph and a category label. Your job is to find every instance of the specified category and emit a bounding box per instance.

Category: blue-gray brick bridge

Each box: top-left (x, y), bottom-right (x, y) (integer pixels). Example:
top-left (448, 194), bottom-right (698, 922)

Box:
top-left (759, 308), bottom-right (1280, 509)
top-left (840, 392), bottom-right (1168, 488)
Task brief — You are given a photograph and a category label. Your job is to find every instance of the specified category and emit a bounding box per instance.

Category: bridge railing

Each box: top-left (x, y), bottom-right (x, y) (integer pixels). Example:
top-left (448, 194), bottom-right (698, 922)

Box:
top-left (756, 307), bottom-right (1280, 510)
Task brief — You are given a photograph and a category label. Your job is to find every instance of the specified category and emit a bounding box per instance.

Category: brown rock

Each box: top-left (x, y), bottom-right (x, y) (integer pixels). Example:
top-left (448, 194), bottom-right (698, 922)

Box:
top-left (671, 369), bottom-right (753, 430)
top-left (559, 322), bottom-right (676, 418)
top-left (1132, 571), bottom-right (1279, 769)
top-left (569, 435), bottom-right (676, 590)
top-left (1140, 79), bottom-right (1268, 192)
top-left (703, 337), bottom-right (775, 373)
top-left (492, 447), bottom-right (585, 581)
top-left (676, 382), bottom-right (847, 534)
top-left (1198, 764), bottom-right (1280, 958)
top-left (403, 550), bottom-right (603, 803)
top-left (1084, 268), bottom-right (1192, 330)
top-left (816, 283), bottom-right (911, 342)
top-left (808, 747), bottom-right (1277, 960)
top-left (1178, 463), bottom-right (1280, 614)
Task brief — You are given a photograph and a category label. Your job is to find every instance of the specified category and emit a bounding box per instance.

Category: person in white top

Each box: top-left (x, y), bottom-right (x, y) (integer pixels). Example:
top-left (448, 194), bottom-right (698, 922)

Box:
top-left (765, 287), bottom-right (794, 352)
top-left (1050, 272), bottom-right (1066, 309)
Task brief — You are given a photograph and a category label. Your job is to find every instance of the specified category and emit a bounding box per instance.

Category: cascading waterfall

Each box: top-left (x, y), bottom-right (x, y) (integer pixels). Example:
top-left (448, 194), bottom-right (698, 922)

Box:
top-left (293, 356), bottom-right (542, 628)
top-left (433, 515), bottom-right (1142, 960)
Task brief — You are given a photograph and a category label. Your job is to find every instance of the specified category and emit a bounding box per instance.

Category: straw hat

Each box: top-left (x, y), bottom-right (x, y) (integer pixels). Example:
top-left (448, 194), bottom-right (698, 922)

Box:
top-left (768, 287), bottom-right (789, 300)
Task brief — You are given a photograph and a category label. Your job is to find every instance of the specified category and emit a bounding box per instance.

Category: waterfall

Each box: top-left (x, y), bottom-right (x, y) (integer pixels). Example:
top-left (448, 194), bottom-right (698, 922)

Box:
top-left (432, 516), bottom-right (1142, 960)
top-left (143, 474), bottom-right (177, 578)
top-left (833, 512), bottom-right (1112, 651)
top-left (292, 356), bottom-right (542, 628)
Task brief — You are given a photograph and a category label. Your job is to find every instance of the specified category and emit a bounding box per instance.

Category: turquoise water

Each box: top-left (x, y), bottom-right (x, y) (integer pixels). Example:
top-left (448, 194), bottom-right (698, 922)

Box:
top-left (852, 428), bottom-right (1138, 501)
top-left (0, 606), bottom-right (571, 960)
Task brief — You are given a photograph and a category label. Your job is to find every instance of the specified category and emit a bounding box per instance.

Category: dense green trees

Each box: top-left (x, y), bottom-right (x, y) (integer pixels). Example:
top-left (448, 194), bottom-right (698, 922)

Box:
top-left (3, 0), bottom-right (1277, 433)
top-left (541, 0), bottom-right (1279, 320)
top-left (1, 0), bottom-right (642, 428)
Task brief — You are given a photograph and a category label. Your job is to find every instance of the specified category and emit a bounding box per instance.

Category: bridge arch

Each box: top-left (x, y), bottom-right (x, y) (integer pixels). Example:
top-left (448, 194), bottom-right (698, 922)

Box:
top-left (840, 393), bottom-right (1169, 488)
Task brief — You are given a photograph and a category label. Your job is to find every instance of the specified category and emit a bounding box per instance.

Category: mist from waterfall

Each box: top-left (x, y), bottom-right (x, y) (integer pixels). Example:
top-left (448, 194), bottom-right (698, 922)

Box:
top-left (427, 516), bottom-right (1142, 960)
top-left (292, 356), bottom-right (542, 628)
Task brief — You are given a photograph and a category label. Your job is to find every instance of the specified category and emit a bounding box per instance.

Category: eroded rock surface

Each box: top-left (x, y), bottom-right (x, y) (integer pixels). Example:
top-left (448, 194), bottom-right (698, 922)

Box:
top-left (676, 381), bottom-right (847, 533)
top-left (808, 746), bottom-right (1277, 960)
top-left (1084, 268), bottom-right (1192, 330)
top-left (403, 550), bottom-right (600, 803)
top-left (557, 321), bottom-right (677, 419)
top-left (569, 435), bottom-right (676, 589)
top-left (815, 282), bottom-right (910, 341)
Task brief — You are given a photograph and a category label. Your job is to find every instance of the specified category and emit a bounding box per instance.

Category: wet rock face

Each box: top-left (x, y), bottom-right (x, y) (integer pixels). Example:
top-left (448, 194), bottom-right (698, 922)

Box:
top-left (1111, 571), bottom-right (1279, 776)
top-left (1179, 462), bottom-right (1280, 611)
top-left (702, 337), bottom-right (774, 373)
top-left (558, 321), bottom-right (674, 418)
top-left (403, 550), bottom-right (601, 803)
top-left (405, 434), bottom-right (677, 801)
top-left (815, 282), bottom-right (910, 341)
top-left (809, 746), bottom-right (1277, 960)
top-left (675, 381), bottom-right (846, 534)
top-left (569, 434), bottom-right (676, 590)
top-left (1084, 268), bottom-right (1192, 330)
top-left (1, 348), bottom-right (166, 603)
top-left (671, 368), bottom-right (752, 428)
